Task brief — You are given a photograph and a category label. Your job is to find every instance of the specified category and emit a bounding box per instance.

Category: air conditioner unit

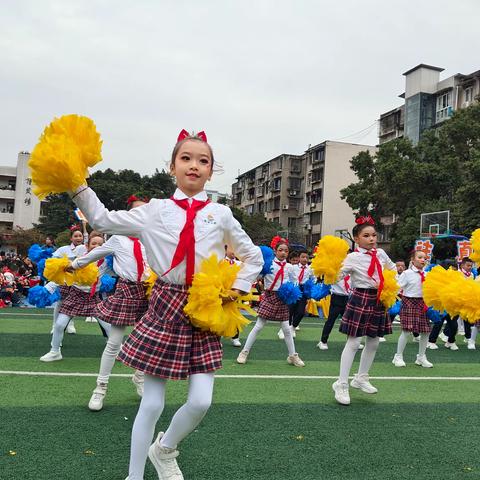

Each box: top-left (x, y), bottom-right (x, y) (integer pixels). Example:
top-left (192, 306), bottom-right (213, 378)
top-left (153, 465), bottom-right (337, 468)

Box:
top-left (282, 205), bottom-right (289, 210)
top-left (304, 224), bottom-right (312, 230)
top-left (311, 203), bottom-right (316, 208)
top-left (290, 190), bottom-right (298, 195)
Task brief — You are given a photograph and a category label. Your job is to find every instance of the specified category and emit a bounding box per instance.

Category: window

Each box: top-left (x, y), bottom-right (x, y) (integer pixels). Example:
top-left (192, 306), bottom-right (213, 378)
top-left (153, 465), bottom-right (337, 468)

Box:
top-left (273, 197), bottom-right (280, 210)
top-left (314, 149), bottom-right (325, 162)
top-left (311, 211), bottom-right (321, 225)
top-left (258, 201), bottom-right (264, 213)
top-left (291, 160), bottom-right (302, 173)
top-left (312, 168), bottom-right (323, 183)
top-left (289, 198), bottom-right (300, 209)
top-left (289, 178), bottom-right (301, 190)
top-left (311, 188), bottom-right (322, 203)
top-left (277, 157), bottom-right (283, 169)
top-left (288, 217), bottom-right (297, 228)
top-left (436, 91), bottom-right (453, 123)
top-left (246, 204), bottom-right (254, 215)
top-left (465, 87), bottom-right (473, 103)
top-left (272, 178), bottom-right (281, 191)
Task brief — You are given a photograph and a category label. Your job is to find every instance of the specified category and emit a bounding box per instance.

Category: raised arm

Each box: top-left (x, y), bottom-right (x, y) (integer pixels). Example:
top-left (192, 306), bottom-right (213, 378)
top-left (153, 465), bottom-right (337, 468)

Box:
top-left (71, 237), bottom-right (117, 269)
top-left (71, 187), bottom-right (150, 237)
top-left (223, 209), bottom-right (263, 293)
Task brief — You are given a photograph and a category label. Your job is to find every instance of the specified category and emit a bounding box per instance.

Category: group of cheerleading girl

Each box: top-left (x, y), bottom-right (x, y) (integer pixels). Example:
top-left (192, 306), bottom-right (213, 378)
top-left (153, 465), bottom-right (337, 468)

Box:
top-left (26, 114), bottom-right (479, 479)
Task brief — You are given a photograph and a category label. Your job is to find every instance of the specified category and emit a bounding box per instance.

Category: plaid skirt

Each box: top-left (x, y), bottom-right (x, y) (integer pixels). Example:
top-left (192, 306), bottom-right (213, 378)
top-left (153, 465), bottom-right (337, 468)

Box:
top-left (256, 290), bottom-right (290, 322)
top-left (95, 279), bottom-right (148, 326)
top-left (59, 286), bottom-right (99, 317)
top-left (118, 280), bottom-right (223, 380)
top-left (400, 296), bottom-right (430, 333)
top-left (340, 288), bottom-right (391, 338)
top-left (58, 285), bottom-right (71, 300)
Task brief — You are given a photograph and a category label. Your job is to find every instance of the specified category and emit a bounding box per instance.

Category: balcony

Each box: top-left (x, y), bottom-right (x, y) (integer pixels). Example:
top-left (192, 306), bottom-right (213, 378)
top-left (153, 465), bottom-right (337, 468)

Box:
top-left (0, 189), bottom-right (15, 200)
top-left (0, 212), bottom-right (14, 222)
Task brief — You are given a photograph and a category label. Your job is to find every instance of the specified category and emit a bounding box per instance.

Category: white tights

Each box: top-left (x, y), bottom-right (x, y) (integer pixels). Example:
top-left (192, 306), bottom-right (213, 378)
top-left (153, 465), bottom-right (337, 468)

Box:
top-left (128, 373), bottom-right (214, 480)
top-left (339, 336), bottom-right (380, 383)
top-left (50, 313), bottom-right (111, 352)
top-left (243, 317), bottom-right (295, 355)
top-left (97, 325), bottom-right (126, 384)
top-left (396, 330), bottom-right (428, 357)
top-left (52, 301), bottom-right (75, 330)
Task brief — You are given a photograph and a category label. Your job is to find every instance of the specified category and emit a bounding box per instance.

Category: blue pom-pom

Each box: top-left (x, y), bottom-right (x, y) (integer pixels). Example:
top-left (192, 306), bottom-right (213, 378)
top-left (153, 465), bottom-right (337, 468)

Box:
top-left (303, 279), bottom-right (331, 300)
top-left (99, 274), bottom-right (117, 294)
top-left (37, 258), bottom-right (47, 280)
top-left (426, 307), bottom-right (445, 324)
top-left (28, 285), bottom-right (61, 308)
top-left (28, 244), bottom-right (44, 263)
top-left (105, 255), bottom-right (114, 271)
top-left (276, 281), bottom-right (302, 305)
top-left (259, 245), bottom-right (274, 276)
top-left (388, 300), bottom-right (402, 316)
top-left (424, 263), bottom-right (435, 273)
top-left (41, 247), bottom-right (54, 259)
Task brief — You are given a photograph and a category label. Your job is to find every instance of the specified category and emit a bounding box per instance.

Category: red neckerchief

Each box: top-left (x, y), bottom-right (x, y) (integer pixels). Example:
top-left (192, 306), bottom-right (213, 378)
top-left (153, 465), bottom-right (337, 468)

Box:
top-left (344, 274), bottom-right (351, 292)
top-left (298, 265), bottom-right (307, 283)
top-left (89, 259), bottom-right (105, 297)
top-left (269, 260), bottom-right (286, 290)
top-left (363, 248), bottom-right (384, 301)
top-left (162, 196), bottom-right (210, 285)
top-left (461, 269), bottom-right (471, 278)
top-left (128, 237), bottom-right (145, 282)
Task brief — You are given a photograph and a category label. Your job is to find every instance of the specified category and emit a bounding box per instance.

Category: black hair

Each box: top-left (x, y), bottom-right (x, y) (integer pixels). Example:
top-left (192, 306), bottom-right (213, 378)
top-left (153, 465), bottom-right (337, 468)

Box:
top-left (297, 249), bottom-right (309, 256)
top-left (288, 251), bottom-right (299, 260)
top-left (461, 257), bottom-right (473, 265)
top-left (352, 223), bottom-right (376, 237)
top-left (395, 259), bottom-right (406, 264)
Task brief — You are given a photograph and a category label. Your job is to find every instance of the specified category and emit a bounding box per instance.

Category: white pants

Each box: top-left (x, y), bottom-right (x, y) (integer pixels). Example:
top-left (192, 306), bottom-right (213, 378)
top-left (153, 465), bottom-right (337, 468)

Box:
top-left (128, 373), bottom-right (214, 480)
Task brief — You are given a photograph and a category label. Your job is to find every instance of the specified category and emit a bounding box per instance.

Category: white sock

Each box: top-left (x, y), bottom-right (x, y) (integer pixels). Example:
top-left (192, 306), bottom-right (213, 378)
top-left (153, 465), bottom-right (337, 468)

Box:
top-left (243, 317), bottom-right (267, 352)
top-left (339, 336), bottom-right (361, 383)
top-left (418, 333), bottom-right (428, 357)
top-left (396, 330), bottom-right (409, 355)
top-left (161, 373), bottom-right (215, 449)
top-left (281, 321), bottom-right (296, 356)
top-left (96, 326), bottom-right (125, 384)
top-left (357, 336), bottom-right (380, 376)
top-left (129, 375), bottom-right (166, 479)
top-left (51, 313), bottom-right (72, 352)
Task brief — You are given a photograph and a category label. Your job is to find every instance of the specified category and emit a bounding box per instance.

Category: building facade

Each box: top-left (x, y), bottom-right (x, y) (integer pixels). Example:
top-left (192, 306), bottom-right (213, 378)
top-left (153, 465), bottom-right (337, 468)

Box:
top-left (0, 152), bottom-right (44, 251)
top-left (232, 142), bottom-right (376, 248)
top-left (379, 64), bottom-right (480, 145)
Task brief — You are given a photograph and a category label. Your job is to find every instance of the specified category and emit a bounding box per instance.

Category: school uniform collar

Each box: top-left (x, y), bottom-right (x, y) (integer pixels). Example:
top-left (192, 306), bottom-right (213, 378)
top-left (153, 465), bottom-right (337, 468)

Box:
top-left (410, 265), bottom-right (423, 273)
top-left (173, 188), bottom-right (208, 202)
top-left (356, 246), bottom-right (374, 254)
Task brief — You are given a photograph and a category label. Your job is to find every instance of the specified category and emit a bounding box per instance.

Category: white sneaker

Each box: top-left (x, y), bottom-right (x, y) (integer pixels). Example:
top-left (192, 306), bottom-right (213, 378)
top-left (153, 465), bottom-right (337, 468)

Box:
top-left (412, 336), bottom-right (420, 343)
top-left (85, 316), bottom-right (98, 323)
top-left (132, 370), bottom-right (144, 397)
top-left (148, 432), bottom-right (184, 480)
top-left (378, 337), bottom-right (386, 343)
top-left (332, 380), bottom-right (350, 405)
top-left (277, 329), bottom-right (285, 340)
top-left (88, 383), bottom-right (107, 411)
top-left (415, 354), bottom-right (433, 368)
top-left (392, 354), bottom-right (406, 367)
top-left (445, 342), bottom-right (459, 351)
top-left (66, 323), bottom-right (76, 334)
top-left (236, 350), bottom-right (249, 364)
top-left (40, 351), bottom-right (62, 362)
top-left (317, 341), bottom-right (328, 350)
top-left (231, 338), bottom-right (242, 347)
top-left (295, 326), bottom-right (300, 331)
top-left (467, 340), bottom-right (476, 350)
top-left (463, 337), bottom-right (469, 344)
top-left (439, 332), bottom-right (448, 342)
top-left (427, 342), bottom-right (438, 350)
top-left (287, 353), bottom-right (305, 367)
top-left (458, 330), bottom-right (465, 336)
top-left (358, 343), bottom-right (365, 350)
top-left (350, 374), bottom-right (378, 394)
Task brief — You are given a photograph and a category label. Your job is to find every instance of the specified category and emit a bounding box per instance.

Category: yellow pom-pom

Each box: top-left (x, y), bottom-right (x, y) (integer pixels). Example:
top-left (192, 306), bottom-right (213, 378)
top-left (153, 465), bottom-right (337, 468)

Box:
top-left (44, 257), bottom-right (75, 286)
top-left (43, 256), bottom-right (98, 286)
top-left (469, 228), bottom-right (480, 263)
top-left (306, 298), bottom-right (319, 316)
top-left (311, 235), bottom-right (349, 284)
top-left (318, 296), bottom-right (331, 318)
top-left (144, 271), bottom-right (158, 299)
top-left (379, 269), bottom-right (400, 309)
top-left (423, 266), bottom-right (463, 313)
top-left (73, 263), bottom-right (99, 286)
top-left (29, 115), bottom-right (102, 199)
top-left (184, 255), bottom-right (254, 337)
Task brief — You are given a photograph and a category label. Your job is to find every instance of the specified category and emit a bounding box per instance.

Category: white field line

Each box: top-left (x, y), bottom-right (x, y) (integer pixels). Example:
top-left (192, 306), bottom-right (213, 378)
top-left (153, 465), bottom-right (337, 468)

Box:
top-left (0, 370), bottom-right (479, 381)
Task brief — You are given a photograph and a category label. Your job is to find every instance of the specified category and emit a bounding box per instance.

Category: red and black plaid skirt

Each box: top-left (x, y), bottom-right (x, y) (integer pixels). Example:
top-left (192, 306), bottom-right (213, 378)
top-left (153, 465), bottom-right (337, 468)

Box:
top-left (59, 286), bottom-right (99, 317)
top-left (118, 280), bottom-right (223, 380)
top-left (340, 288), bottom-right (391, 338)
top-left (58, 285), bottom-right (71, 300)
top-left (400, 296), bottom-right (430, 333)
top-left (95, 279), bottom-right (148, 326)
top-left (256, 290), bottom-right (290, 322)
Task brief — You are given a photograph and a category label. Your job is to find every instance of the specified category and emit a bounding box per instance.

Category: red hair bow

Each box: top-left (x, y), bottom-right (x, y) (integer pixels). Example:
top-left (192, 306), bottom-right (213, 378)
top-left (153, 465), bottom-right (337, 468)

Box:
top-left (177, 129), bottom-right (208, 143)
top-left (270, 235), bottom-right (288, 249)
top-left (355, 215), bottom-right (375, 225)
top-left (127, 194), bottom-right (149, 205)
top-left (69, 224), bottom-right (81, 232)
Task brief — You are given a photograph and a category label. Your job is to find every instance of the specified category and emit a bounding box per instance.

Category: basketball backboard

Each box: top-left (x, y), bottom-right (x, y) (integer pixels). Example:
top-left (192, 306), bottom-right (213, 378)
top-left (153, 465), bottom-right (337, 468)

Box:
top-left (420, 211), bottom-right (450, 237)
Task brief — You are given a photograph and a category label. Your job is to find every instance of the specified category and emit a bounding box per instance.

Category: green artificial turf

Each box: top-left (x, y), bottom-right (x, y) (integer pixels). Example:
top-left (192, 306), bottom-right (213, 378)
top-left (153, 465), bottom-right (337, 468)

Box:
top-left (1, 311), bottom-right (480, 479)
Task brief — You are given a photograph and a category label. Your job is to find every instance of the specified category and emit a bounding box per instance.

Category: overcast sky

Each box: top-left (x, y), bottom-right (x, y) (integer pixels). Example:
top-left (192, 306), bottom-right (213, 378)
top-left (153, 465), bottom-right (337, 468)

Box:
top-left (1, 0), bottom-right (479, 193)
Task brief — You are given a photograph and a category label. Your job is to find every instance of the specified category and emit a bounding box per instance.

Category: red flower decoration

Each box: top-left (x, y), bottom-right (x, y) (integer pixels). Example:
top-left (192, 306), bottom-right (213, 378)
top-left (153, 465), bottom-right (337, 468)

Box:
top-left (355, 215), bottom-right (375, 225)
top-left (271, 235), bottom-right (288, 249)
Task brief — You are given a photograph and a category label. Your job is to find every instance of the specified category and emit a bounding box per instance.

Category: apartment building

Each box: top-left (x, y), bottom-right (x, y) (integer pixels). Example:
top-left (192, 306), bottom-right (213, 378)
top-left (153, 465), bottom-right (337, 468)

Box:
top-left (379, 64), bottom-right (480, 144)
top-left (232, 142), bottom-right (376, 248)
